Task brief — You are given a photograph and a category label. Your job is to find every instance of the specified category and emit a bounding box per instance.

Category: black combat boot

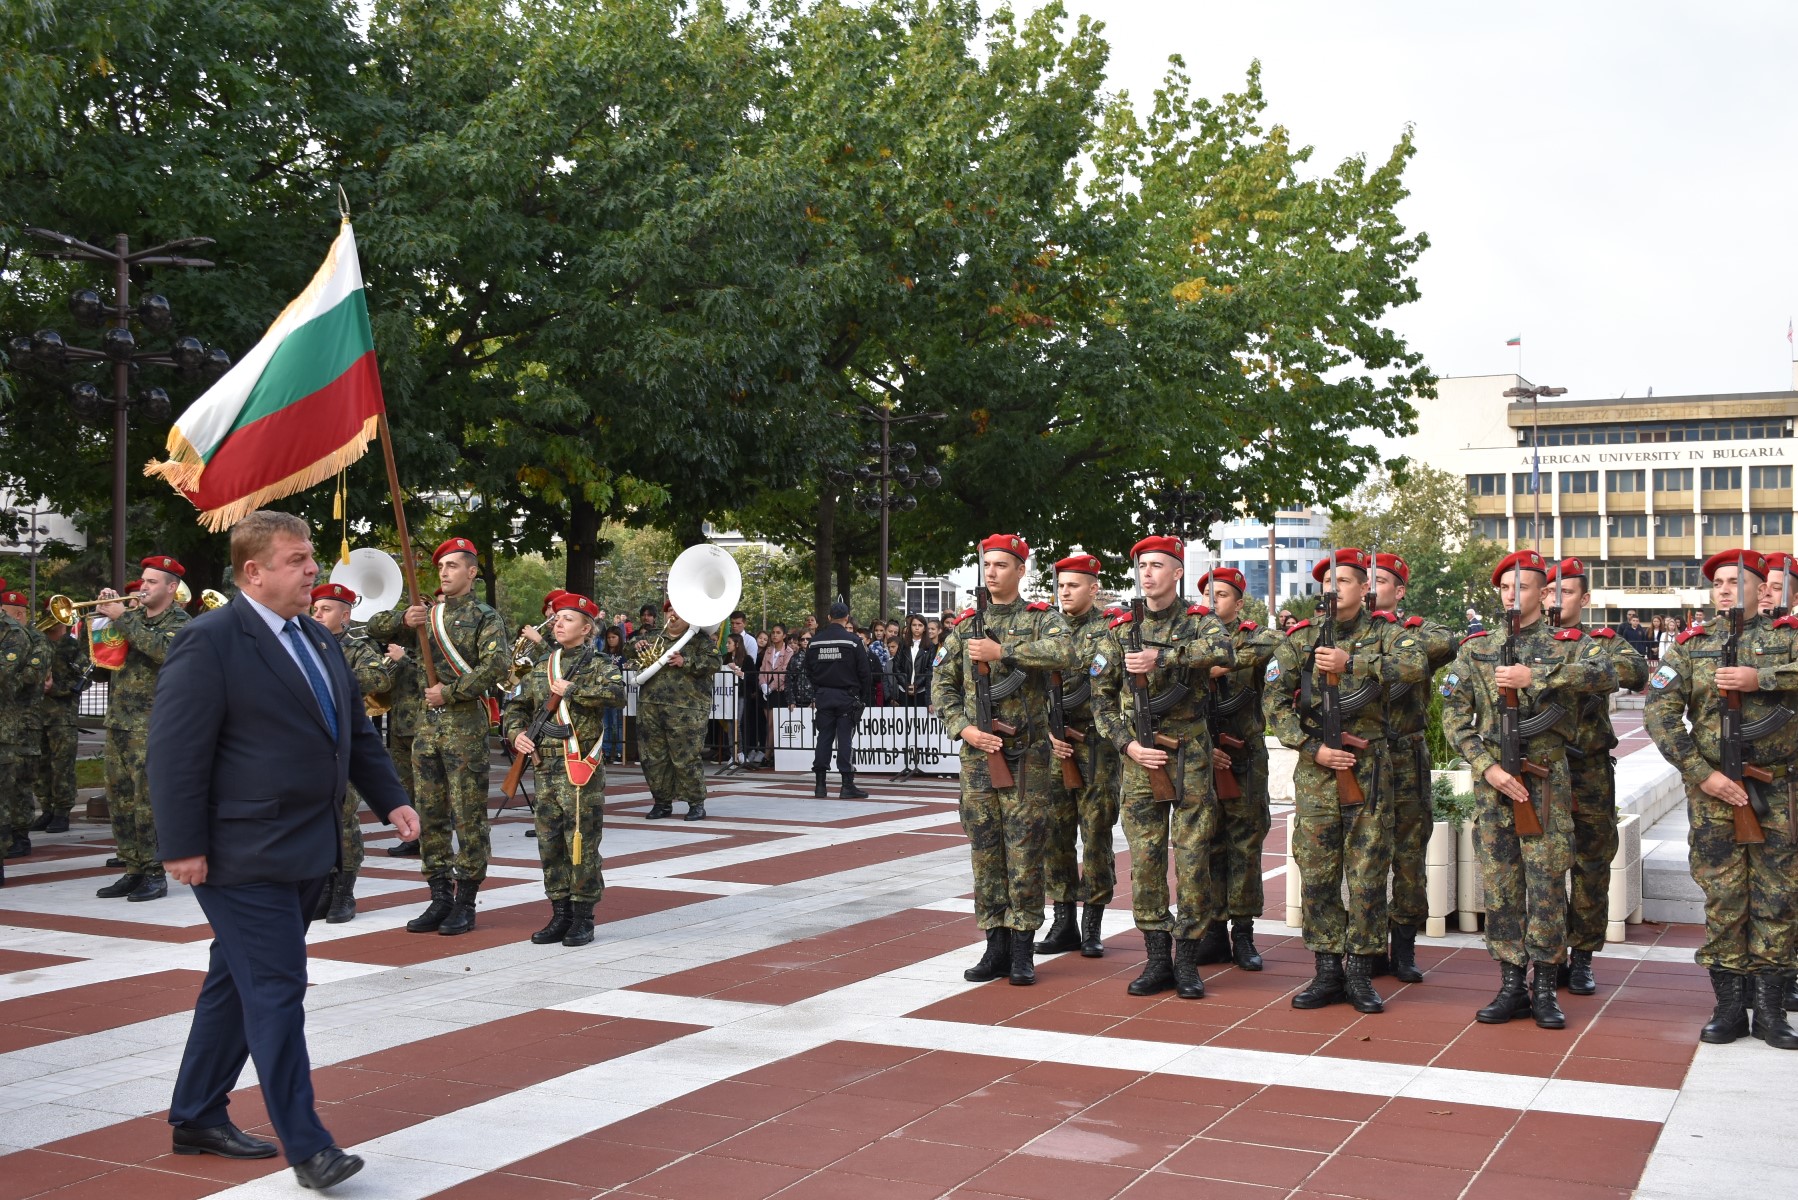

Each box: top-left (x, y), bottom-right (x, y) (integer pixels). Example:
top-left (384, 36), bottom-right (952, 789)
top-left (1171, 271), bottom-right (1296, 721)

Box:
top-left (1563, 948), bottom-right (1596, 996)
top-left (963, 928), bottom-right (1012, 983)
top-left (1079, 905), bottom-right (1106, 957)
top-left (1476, 962), bottom-right (1531, 1024)
top-left (1008, 929), bottom-right (1035, 986)
top-left (6, 833), bottom-right (30, 859)
top-left (1388, 924), bottom-right (1424, 984)
top-left (1701, 968), bottom-right (1750, 1043)
top-left (683, 802), bottom-right (707, 821)
top-left (313, 879), bottom-right (335, 921)
top-left (1292, 952), bottom-right (1346, 1010)
top-left (28, 811), bottom-right (52, 832)
top-left (96, 873), bottom-right (144, 899)
top-left (438, 879), bottom-right (480, 935)
top-left (1127, 930), bottom-right (1177, 997)
top-left (531, 900), bottom-right (572, 945)
top-left (326, 875), bottom-right (358, 924)
top-left (105, 856), bottom-right (124, 867)
top-left (1785, 971), bottom-right (1798, 1014)
top-left (45, 812), bottom-right (69, 833)
top-left (1035, 903), bottom-right (1080, 954)
top-left (813, 772), bottom-right (827, 798)
top-left (1530, 963), bottom-right (1565, 1029)
top-left (1750, 972), bottom-right (1798, 1049)
top-left (1192, 920), bottom-right (1230, 965)
top-left (1173, 937), bottom-right (1206, 1000)
top-left (386, 838), bottom-right (420, 857)
top-left (406, 876), bottom-right (456, 933)
top-left (645, 799), bottom-right (674, 819)
top-left (1231, 918), bottom-right (1263, 971)
top-left (126, 873), bottom-right (167, 902)
top-left (562, 902), bottom-right (597, 948)
top-left (1343, 954), bottom-right (1385, 1014)
top-left (839, 773), bottom-right (869, 799)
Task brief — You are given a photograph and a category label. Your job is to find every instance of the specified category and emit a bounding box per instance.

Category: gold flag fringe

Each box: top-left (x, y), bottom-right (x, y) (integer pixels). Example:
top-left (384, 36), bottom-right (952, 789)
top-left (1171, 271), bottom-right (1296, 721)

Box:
top-left (148, 414), bottom-right (382, 533)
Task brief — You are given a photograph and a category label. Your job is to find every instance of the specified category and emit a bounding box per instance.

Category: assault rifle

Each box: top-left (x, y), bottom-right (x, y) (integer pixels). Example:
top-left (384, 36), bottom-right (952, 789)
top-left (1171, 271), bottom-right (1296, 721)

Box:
top-left (1720, 550), bottom-right (1769, 844)
top-left (969, 583), bottom-right (1018, 788)
top-left (1126, 596), bottom-right (1180, 802)
top-left (1497, 554), bottom-right (1548, 836)
top-left (1314, 547), bottom-right (1368, 805)
top-left (502, 641), bottom-right (596, 798)
top-left (1206, 576), bottom-right (1243, 802)
top-left (1048, 671), bottom-right (1085, 789)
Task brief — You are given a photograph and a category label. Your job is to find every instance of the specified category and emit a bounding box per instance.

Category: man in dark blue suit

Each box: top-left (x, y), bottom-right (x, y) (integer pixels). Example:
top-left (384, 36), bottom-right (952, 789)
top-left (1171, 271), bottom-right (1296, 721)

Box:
top-left (150, 511), bottom-right (418, 1191)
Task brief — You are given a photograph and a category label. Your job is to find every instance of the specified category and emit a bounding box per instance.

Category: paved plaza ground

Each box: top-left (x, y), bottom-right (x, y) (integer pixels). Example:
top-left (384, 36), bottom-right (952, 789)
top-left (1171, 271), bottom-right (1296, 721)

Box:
top-left (1, 753), bottom-right (1790, 1199)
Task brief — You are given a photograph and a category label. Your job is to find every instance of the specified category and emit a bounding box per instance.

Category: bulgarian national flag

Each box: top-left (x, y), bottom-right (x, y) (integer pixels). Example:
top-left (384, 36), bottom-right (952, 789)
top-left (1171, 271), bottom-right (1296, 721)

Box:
top-left (146, 219), bottom-right (384, 530)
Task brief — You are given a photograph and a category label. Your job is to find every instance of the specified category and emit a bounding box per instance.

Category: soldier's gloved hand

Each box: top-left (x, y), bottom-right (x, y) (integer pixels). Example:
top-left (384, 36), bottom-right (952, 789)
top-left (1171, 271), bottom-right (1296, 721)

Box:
top-left (1049, 735), bottom-right (1073, 760)
top-left (1315, 745), bottom-right (1357, 770)
top-left (1482, 763), bottom-right (1532, 805)
top-left (1313, 645), bottom-right (1350, 675)
top-left (1699, 770), bottom-right (1749, 807)
top-left (1715, 667), bottom-right (1760, 693)
top-left (1212, 747), bottom-right (1233, 772)
top-left (1127, 741), bottom-right (1168, 768)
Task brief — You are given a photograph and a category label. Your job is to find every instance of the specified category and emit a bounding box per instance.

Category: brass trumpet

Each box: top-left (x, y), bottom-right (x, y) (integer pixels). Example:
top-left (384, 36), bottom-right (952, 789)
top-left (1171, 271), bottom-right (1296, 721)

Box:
top-left (505, 617), bottom-right (555, 687)
top-left (41, 593), bottom-right (135, 626)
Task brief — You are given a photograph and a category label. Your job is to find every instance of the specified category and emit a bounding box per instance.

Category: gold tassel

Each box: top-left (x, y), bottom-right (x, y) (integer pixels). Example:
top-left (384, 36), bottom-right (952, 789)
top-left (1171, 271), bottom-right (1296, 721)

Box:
top-left (337, 468), bottom-right (352, 565)
top-left (572, 792), bottom-right (584, 863)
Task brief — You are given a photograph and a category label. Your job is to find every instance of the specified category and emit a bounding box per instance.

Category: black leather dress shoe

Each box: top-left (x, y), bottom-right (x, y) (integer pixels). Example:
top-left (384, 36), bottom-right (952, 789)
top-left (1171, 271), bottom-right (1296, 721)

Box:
top-left (294, 1145), bottom-right (364, 1191)
top-left (172, 1122), bottom-right (279, 1159)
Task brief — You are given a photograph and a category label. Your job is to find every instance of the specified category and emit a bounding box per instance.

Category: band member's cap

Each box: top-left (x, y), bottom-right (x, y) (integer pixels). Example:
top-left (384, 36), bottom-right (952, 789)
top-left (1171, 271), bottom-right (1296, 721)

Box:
top-left (551, 592), bottom-right (600, 619)
top-left (1543, 557), bottom-right (1585, 583)
top-left (0, 591), bottom-right (26, 607)
top-left (310, 582), bottom-right (358, 606)
top-left (1488, 549), bottom-right (1548, 586)
top-left (1196, 567), bottom-right (1247, 595)
top-left (1312, 548), bottom-right (1372, 581)
top-left (0, 577), bottom-right (7, 591)
top-left (980, 533), bottom-right (1029, 561)
top-left (1701, 548), bottom-right (1768, 582)
top-left (542, 588), bottom-right (568, 616)
top-left (141, 554), bottom-right (185, 578)
top-left (1372, 552), bottom-right (1410, 584)
top-left (125, 580), bottom-right (143, 594)
top-left (1053, 553), bottom-right (1102, 577)
top-left (432, 537), bottom-right (479, 565)
top-left (1130, 535), bottom-right (1182, 562)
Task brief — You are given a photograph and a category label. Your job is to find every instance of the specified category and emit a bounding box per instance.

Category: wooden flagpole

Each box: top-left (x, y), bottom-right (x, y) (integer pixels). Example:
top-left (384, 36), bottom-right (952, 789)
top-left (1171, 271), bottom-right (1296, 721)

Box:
top-left (376, 411), bottom-right (439, 689)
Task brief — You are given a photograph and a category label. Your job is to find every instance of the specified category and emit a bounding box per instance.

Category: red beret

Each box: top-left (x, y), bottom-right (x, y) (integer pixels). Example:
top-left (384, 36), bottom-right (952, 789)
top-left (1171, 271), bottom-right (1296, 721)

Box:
top-left (141, 555), bottom-right (185, 578)
top-left (124, 580), bottom-right (143, 594)
top-left (1490, 549), bottom-right (1549, 586)
top-left (0, 591), bottom-right (26, 608)
top-left (1372, 552), bottom-right (1410, 584)
top-left (432, 537), bottom-right (480, 565)
top-left (1702, 548), bottom-right (1768, 582)
top-left (552, 592), bottom-right (601, 619)
top-left (1544, 557), bottom-right (1585, 584)
top-left (310, 582), bottom-right (358, 606)
top-left (1196, 567), bottom-right (1246, 596)
top-left (0, 577), bottom-right (7, 591)
top-left (1131, 535), bottom-right (1183, 562)
top-left (980, 533), bottom-right (1030, 561)
top-left (1760, 552), bottom-right (1795, 574)
top-left (541, 588), bottom-right (569, 616)
top-left (1312, 549), bottom-right (1372, 582)
top-left (1053, 553), bottom-right (1102, 577)
top-left (662, 598), bottom-right (673, 612)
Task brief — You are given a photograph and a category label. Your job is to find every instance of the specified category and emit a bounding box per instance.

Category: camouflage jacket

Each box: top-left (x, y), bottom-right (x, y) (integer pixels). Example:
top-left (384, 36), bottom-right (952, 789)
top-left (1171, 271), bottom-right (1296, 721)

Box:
top-left (502, 645), bottom-right (627, 755)
top-left (335, 629), bottom-right (398, 700)
top-left (1265, 608), bottom-right (1428, 758)
top-left (1568, 625), bottom-right (1649, 754)
top-left (633, 628), bottom-right (721, 711)
top-left (1210, 615), bottom-right (1279, 744)
top-left (42, 627), bottom-right (90, 721)
top-left (384, 648), bottom-right (424, 737)
top-left (1092, 602), bottom-right (1235, 751)
top-left (1442, 618), bottom-right (1618, 779)
top-left (1644, 612), bottom-right (1798, 788)
top-left (106, 605), bottom-right (190, 731)
top-left (0, 613), bottom-right (50, 763)
top-left (17, 625), bottom-right (54, 732)
top-left (1053, 605), bottom-right (1112, 730)
top-left (367, 592), bottom-right (509, 712)
top-left (1384, 613), bottom-right (1457, 738)
top-left (932, 597), bottom-right (1074, 751)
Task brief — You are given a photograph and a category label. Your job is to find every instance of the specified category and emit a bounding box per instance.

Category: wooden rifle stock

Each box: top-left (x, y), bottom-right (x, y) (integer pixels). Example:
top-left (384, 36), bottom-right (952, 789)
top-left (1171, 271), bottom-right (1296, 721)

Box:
top-left (1214, 732), bottom-right (1245, 801)
top-left (1059, 726), bottom-right (1087, 790)
top-left (1048, 671), bottom-right (1085, 790)
top-left (1735, 757), bottom-right (1770, 845)
top-left (1333, 727), bottom-right (1369, 806)
top-left (1144, 731), bottom-right (1180, 803)
top-left (982, 700), bottom-right (1017, 788)
top-left (1513, 754), bottom-right (1549, 837)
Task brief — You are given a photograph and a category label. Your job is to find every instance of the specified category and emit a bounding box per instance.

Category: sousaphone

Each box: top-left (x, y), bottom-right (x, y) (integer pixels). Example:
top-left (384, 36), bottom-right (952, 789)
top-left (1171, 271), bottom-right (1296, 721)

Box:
top-left (633, 544), bottom-right (741, 685)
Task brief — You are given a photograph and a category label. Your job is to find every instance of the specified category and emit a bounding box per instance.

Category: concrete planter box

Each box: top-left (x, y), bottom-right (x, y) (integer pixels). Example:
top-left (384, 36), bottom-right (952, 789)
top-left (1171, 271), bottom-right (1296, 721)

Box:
top-left (1457, 819), bottom-right (1484, 932)
top-left (1282, 809), bottom-right (1460, 938)
top-left (1455, 808), bottom-right (1644, 943)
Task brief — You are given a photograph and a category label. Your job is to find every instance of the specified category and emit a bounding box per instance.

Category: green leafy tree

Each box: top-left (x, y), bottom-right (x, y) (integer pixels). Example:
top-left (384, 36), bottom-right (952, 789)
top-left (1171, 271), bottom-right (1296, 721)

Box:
top-left (1327, 463), bottom-right (1498, 630)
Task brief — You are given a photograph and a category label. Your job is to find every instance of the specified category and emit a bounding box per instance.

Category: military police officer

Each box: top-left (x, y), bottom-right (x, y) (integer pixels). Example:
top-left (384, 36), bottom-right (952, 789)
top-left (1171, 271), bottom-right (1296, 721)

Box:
top-left (635, 601), bottom-right (722, 821)
top-left (803, 600), bottom-right (873, 799)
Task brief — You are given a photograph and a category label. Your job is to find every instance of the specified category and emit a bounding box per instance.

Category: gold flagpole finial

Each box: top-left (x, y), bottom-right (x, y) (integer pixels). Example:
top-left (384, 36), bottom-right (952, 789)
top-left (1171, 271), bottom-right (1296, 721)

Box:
top-left (337, 184), bottom-right (351, 221)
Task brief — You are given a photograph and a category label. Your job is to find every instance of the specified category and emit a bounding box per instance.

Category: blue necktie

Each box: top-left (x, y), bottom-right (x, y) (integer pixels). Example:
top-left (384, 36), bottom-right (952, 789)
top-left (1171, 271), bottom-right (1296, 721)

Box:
top-left (284, 619), bottom-right (339, 733)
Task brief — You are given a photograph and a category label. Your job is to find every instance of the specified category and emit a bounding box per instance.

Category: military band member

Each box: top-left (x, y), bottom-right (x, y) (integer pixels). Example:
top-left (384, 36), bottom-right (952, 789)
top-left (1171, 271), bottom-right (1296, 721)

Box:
top-left (503, 592), bottom-right (627, 947)
top-left (0, 595), bottom-right (49, 883)
top-left (1442, 549), bottom-right (1615, 1030)
top-left (94, 555), bottom-right (191, 901)
top-left (1090, 536), bottom-right (1234, 999)
top-left (1191, 567), bottom-right (1279, 971)
top-left (1, 589), bottom-right (51, 857)
top-left (933, 534), bottom-right (1074, 987)
top-left (1645, 550), bottom-right (1798, 1049)
top-left (1267, 549), bottom-right (1426, 1014)
top-left (1037, 553), bottom-right (1123, 958)
top-left (380, 640), bottom-right (425, 856)
top-left (1544, 557), bottom-right (1647, 995)
top-left (366, 537), bottom-right (510, 935)
top-left (1368, 553), bottom-right (1456, 982)
top-left (28, 610), bottom-right (88, 837)
top-left (635, 601), bottom-right (722, 820)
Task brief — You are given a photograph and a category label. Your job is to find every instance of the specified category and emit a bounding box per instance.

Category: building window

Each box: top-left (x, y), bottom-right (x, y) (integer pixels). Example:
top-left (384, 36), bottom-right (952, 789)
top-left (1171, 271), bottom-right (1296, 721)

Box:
top-left (1704, 512), bottom-right (1744, 537)
top-left (1654, 468), bottom-right (1693, 491)
top-left (1653, 514), bottom-right (1690, 538)
top-left (1515, 515), bottom-right (1547, 541)
top-left (1561, 515), bottom-right (1600, 538)
top-left (1752, 511), bottom-right (1794, 537)
top-left (1470, 516), bottom-right (1508, 541)
top-left (1750, 465), bottom-right (1793, 490)
top-left (1467, 473), bottom-right (1505, 497)
top-left (1608, 515), bottom-right (1647, 538)
top-left (1513, 471), bottom-right (1545, 496)
top-left (1521, 418), bottom-right (1793, 446)
top-left (1558, 470), bottom-right (1598, 494)
top-left (1606, 469), bottom-right (1645, 493)
top-left (1701, 466), bottom-right (1743, 491)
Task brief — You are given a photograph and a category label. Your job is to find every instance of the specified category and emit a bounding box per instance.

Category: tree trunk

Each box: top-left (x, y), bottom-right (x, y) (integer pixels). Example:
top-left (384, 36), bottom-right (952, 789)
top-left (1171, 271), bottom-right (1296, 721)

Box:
top-left (835, 546), bottom-right (853, 613)
top-left (566, 494), bottom-right (600, 597)
top-left (813, 489), bottom-right (836, 621)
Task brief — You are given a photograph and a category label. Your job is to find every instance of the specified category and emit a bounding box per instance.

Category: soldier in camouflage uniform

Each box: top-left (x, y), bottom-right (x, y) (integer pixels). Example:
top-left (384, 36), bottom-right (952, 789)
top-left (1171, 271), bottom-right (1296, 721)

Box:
top-left (1443, 549), bottom-right (1618, 1030)
top-left (1189, 567), bottom-right (1280, 972)
top-left (366, 537), bottom-right (510, 936)
top-left (311, 583), bottom-right (398, 923)
top-left (0, 598), bottom-right (50, 883)
top-left (1645, 549), bottom-right (1798, 1049)
top-left (634, 601), bottom-right (721, 820)
top-left (378, 640), bottom-right (424, 855)
top-left (1089, 536), bottom-right (1235, 999)
top-left (1544, 557), bottom-right (1647, 996)
top-left (1037, 553), bottom-right (1123, 959)
top-left (1757, 552), bottom-right (1798, 1015)
top-left (95, 556), bottom-right (191, 901)
top-left (28, 613), bottom-right (88, 836)
top-left (1266, 548), bottom-right (1427, 1014)
top-left (504, 592), bottom-right (627, 947)
top-left (1, 589), bottom-right (51, 857)
top-left (1369, 553), bottom-right (1457, 983)
top-left (933, 533), bottom-right (1074, 987)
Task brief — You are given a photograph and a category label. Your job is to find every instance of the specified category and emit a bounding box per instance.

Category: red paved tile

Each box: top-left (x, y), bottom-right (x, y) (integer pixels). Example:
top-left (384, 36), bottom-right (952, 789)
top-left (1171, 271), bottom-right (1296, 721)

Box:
top-left (429, 1172), bottom-right (596, 1200)
top-left (0, 948), bottom-right (82, 974)
top-left (1484, 1112), bottom-right (1660, 1190)
top-left (21, 1165), bottom-right (223, 1199)
top-left (0, 1148), bottom-right (115, 1198)
top-left (829, 1137), bottom-right (1007, 1189)
top-left (710, 1119), bottom-right (877, 1169)
top-left (1341, 1118), bottom-right (1504, 1171)
top-left (1201, 1107), bottom-right (1358, 1154)
top-left (1304, 1153), bottom-right (1475, 1200)
top-left (965, 1151), bottom-right (1141, 1198)
top-left (1160, 1138), bottom-right (1327, 1189)
top-left (0, 971), bottom-right (205, 1043)
top-left (506, 1137), bottom-right (684, 1189)
top-left (678, 832), bottom-right (959, 885)
top-left (626, 1152), bottom-right (810, 1198)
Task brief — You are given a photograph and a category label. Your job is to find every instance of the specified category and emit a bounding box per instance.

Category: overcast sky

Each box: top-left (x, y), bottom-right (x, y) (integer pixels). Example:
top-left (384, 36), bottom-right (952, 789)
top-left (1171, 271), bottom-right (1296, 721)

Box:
top-left (997, 0), bottom-right (1798, 403)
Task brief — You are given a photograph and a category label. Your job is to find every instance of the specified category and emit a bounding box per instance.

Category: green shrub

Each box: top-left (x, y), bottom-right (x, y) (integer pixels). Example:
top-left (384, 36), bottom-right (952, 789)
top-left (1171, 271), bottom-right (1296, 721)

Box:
top-left (1431, 773), bottom-right (1475, 826)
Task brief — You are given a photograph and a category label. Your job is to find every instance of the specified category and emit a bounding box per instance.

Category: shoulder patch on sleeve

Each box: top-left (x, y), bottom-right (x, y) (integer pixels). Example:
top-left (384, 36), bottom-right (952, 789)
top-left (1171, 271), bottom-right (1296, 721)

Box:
top-left (1649, 662), bottom-right (1677, 689)
top-left (1461, 630), bottom-right (1489, 645)
top-left (1265, 660), bottom-right (1281, 683)
top-left (1239, 620), bottom-right (1258, 632)
top-left (1026, 601), bottom-right (1049, 611)
top-left (931, 644), bottom-right (948, 668)
top-left (1404, 615), bottom-right (1423, 628)
top-left (1589, 626), bottom-right (1616, 638)
top-left (1284, 620), bottom-right (1311, 635)
top-left (1186, 603), bottom-right (1210, 616)
top-left (1089, 650), bottom-right (1109, 677)
top-left (1553, 628), bottom-right (1584, 641)
top-left (1439, 671), bottom-right (1459, 697)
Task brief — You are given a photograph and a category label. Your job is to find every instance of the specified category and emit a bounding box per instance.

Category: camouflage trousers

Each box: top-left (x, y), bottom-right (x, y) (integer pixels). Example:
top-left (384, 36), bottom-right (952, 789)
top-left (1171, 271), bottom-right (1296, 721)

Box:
top-left (533, 753), bottom-right (607, 904)
top-left (640, 702), bottom-right (707, 808)
top-left (960, 743), bottom-right (1051, 932)
top-left (413, 703), bottom-right (492, 882)
top-left (1473, 751), bottom-right (1574, 967)
top-left (1387, 732), bottom-right (1431, 929)
top-left (391, 733), bottom-right (416, 804)
top-left (6, 727), bottom-right (41, 831)
top-left (0, 755), bottom-right (16, 840)
top-left (105, 724), bottom-right (161, 875)
top-left (1120, 732), bottom-right (1219, 940)
top-left (1567, 751), bottom-right (1618, 953)
top-left (1293, 739), bottom-right (1393, 956)
top-left (1206, 734), bottom-right (1271, 921)
top-left (1043, 728), bottom-right (1120, 906)
top-left (30, 720), bottom-right (79, 817)
top-left (1687, 777), bottom-right (1797, 972)
top-left (339, 787), bottom-right (365, 878)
